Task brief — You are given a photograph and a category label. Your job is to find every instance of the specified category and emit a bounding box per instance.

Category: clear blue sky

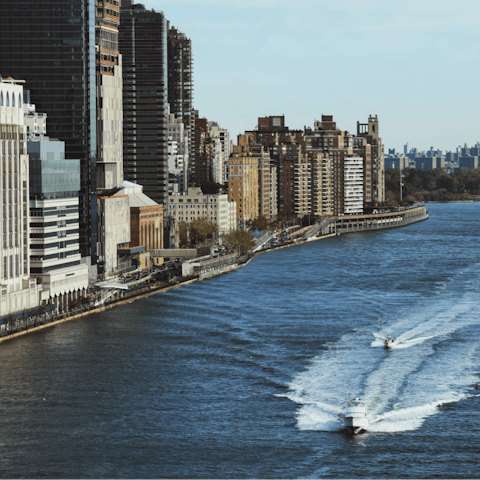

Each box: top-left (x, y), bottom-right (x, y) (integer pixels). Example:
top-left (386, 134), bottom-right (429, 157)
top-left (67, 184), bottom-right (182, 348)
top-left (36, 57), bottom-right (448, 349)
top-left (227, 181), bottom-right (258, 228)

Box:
top-left (143, 0), bottom-right (479, 152)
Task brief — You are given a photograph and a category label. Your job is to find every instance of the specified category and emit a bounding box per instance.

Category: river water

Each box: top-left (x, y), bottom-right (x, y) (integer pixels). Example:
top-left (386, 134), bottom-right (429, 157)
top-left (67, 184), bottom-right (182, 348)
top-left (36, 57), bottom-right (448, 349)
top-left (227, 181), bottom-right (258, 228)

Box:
top-left (1, 203), bottom-right (480, 478)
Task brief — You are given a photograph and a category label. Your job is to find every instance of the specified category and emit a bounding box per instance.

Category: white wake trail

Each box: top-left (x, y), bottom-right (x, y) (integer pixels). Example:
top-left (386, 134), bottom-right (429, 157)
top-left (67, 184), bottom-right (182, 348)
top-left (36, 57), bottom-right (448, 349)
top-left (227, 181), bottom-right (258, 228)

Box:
top-left (286, 290), bottom-right (480, 434)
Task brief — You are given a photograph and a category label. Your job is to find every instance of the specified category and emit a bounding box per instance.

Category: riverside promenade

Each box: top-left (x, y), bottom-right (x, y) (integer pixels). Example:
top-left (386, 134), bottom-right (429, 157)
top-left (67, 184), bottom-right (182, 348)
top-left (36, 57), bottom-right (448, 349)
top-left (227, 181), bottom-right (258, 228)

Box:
top-left (0, 205), bottom-right (428, 343)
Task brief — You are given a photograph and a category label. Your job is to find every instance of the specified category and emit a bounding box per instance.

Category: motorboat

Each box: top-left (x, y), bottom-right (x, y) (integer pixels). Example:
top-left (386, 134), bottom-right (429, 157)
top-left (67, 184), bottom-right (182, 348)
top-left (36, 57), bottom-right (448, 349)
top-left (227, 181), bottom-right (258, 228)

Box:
top-left (344, 397), bottom-right (368, 435)
top-left (384, 336), bottom-right (394, 349)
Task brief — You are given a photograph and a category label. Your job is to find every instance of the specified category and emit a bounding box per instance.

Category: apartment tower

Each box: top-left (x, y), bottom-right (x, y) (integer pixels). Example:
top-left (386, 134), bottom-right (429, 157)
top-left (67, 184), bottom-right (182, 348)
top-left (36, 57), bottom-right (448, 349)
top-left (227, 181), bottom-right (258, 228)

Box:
top-left (167, 24), bottom-right (195, 182)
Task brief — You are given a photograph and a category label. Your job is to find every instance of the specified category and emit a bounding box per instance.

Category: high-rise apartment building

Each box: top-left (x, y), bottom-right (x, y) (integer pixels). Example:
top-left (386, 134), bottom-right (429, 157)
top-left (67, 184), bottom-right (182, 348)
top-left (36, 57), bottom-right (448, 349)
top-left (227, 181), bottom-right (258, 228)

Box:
top-left (0, 0), bottom-right (126, 271)
top-left (356, 115), bottom-right (385, 204)
top-left (0, 78), bottom-right (42, 317)
top-left (236, 134), bottom-right (277, 220)
top-left (96, 0), bottom-right (124, 192)
top-left (208, 121), bottom-right (231, 184)
top-left (247, 116), bottom-right (307, 218)
top-left (344, 157), bottom-right (364, 214)
top-left (309, 116), bottom-right (353, 215)
top-left (167, 104), bottom-right (189, 191)
top-left (228, 148), bottom-right (259, 225)
top-left (194, 116), bottom-right (214, 185)
top-left (119, 2), bottom-right (169, 206)
top-left (248, 114), bottom-right (371, 217)
top-left (307, 152), bottom-right (333, 216)
top-left (167, 25), bottom-right (195, 177)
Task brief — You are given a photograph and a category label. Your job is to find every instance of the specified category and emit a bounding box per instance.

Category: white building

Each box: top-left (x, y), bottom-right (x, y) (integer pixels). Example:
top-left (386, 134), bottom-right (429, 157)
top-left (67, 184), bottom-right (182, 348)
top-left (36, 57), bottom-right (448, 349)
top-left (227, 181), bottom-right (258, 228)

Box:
top-left (270, 164), bottom-right (278, 218)
top-left (167, 104), bottom-right (189, 191)
top-left (97, 55), bottom-right (124, 190)
top-left (24, 92), bottom-right (47, 139)
top-left (27, 99), bottom-right (89, 313)
top-left (167, 187), bottom-right (237, 234)
top-left (208, 121), bottom-right (231, 184)
top-left (96, 57), bottom-right (131, 280)
top-left (97, 192), bottom-right (131, 279)
top-left (0, 77), bottom-right (43, 317)
top-left (344, 156), bottom-right (364, 214)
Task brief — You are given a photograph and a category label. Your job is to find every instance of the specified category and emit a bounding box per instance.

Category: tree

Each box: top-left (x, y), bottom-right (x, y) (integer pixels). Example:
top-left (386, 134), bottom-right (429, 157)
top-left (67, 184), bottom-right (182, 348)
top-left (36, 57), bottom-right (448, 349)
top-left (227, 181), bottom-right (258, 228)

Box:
top-left (200, 182), bottom-right (223, 194)
top-left (385, 167), bottom-right (480, 203)
top-left (224, 230), bottom-right (255, 254)
top-left (178, 221), bottom-right (189, 247)
top-left (246, 215), bottom-right (269, 232)
top-left (189, 218), bottom-right (218, 245)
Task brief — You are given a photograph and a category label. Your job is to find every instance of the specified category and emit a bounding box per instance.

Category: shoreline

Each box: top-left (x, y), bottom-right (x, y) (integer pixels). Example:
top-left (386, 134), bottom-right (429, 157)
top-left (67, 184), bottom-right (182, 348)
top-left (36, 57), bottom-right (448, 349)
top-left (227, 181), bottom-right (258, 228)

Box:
top-left (0, 208), bottom-right (428, 344)
top-left (0, 233), bottom-right (334, 344)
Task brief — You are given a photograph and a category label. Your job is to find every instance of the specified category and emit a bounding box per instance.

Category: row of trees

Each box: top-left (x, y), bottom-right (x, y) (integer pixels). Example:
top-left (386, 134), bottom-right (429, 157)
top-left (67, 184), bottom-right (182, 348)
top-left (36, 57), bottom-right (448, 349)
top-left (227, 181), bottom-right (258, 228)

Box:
top-left (178, 218), bottom-right (256, 254)
top-left (178, 212), bottom-right (305, 254)
top-left (386, 168), bottom-right (480, 205)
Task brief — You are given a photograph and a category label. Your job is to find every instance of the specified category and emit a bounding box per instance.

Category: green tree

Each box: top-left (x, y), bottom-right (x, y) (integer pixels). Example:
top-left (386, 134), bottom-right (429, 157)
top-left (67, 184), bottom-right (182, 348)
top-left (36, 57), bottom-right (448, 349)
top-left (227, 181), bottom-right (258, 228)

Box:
top-left (224, 230), bottom-right (255, 254)
top-left (189, 218), bottom-right (218, 245)
top-left (246, 215), bottom-right (269, 232)
top-left (386, 167), bottom-right (480, 203)
top-left (178, 221), bottom-right (189, 247)
top-left (200, 182), bottom-right (223, 194)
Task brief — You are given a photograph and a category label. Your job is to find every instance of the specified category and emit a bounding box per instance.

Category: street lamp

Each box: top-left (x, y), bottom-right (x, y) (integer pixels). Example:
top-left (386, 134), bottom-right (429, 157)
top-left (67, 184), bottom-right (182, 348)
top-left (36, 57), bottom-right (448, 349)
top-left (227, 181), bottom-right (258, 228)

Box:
top-left (400, 170), bottom-right (404, 203)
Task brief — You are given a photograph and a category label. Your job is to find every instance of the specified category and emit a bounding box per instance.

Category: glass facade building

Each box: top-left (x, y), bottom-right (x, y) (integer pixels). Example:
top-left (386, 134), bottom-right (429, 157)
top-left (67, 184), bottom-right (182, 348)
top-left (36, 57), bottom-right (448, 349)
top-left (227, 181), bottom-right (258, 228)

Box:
top-left (0, 0), bottom-right (97, 259)
top-left (29, 143), bottom-right (81, 200)
top-left (119, 3), bottom-right (169, 206)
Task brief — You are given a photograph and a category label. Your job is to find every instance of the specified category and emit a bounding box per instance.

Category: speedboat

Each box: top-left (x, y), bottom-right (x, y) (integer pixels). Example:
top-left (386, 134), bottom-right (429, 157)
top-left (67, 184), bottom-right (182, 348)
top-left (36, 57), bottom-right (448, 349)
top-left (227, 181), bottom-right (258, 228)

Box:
top-left (384, 336), bottom-right (394, 349)
top-left (344, 397), bottom-right (369, 435)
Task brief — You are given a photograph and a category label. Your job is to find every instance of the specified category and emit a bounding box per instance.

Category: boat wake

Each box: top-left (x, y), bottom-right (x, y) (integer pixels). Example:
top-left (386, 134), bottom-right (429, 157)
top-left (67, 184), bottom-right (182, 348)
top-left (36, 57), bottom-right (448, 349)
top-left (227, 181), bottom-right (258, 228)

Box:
top-left (371, 333), bottom-right (436, 349)
top-left (284, 289), bottom-right (480, 434)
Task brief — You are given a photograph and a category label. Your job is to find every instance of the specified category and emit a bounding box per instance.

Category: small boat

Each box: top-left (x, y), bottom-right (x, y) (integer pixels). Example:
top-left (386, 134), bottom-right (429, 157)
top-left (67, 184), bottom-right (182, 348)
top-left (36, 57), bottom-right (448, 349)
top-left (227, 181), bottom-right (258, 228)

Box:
top-left (344, 397), bottom-right (369, 435)
top-left (384, 336), bottom-right (394, 349)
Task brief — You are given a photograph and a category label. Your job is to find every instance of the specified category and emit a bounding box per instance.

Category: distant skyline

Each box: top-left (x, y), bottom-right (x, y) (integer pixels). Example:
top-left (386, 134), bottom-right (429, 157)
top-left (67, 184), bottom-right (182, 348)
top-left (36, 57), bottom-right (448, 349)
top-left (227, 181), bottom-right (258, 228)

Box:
top-left (143, 0), bottom-right (480, 151)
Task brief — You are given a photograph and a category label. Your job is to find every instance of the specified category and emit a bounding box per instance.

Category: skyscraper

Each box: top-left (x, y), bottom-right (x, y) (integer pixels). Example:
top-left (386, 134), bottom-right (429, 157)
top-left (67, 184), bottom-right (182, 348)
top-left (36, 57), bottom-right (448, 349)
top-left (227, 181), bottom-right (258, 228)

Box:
top-left (0, 0), bottom-right (125, 264)
top-left (167, 24), bottom-right (195, 182)
top-left (119, 2), bottom-right (169, 206)
top-left (0, 1), bottom-right (97, 258)
top-left (356, 115), bottom-right (385, 204)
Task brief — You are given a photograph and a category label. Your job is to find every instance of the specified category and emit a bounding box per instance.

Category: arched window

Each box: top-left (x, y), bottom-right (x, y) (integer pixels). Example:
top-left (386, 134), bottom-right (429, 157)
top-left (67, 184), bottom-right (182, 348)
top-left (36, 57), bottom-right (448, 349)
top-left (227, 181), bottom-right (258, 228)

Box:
top-left (0, 92), bottom-right (3, 106)
top-left (18, 94), bottom-right (22, 107)
top-left (11, 94), bottom-right (15, 107)
top-left (5, 92), bottom-right (9, 107)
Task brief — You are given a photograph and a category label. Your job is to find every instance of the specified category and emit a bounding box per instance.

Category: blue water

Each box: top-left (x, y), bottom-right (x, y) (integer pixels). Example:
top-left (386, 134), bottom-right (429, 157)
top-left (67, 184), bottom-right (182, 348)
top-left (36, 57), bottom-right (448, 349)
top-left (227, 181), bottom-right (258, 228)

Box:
top-left (1, 203), bottom-right (480, 478)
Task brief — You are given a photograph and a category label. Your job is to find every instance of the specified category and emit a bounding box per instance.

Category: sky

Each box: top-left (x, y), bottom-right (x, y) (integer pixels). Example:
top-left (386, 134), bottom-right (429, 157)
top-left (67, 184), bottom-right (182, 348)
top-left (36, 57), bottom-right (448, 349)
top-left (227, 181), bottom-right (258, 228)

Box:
top-left (143, 0), bottom-right (480, 152)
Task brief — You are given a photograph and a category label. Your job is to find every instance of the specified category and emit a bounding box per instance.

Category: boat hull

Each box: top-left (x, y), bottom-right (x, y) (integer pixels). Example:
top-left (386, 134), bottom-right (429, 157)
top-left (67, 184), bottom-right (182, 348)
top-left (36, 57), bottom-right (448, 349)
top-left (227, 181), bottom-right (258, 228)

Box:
top-left (344, 425), bottom-right (367, 435)
top-left (344, 416), bottom-right (368, 435)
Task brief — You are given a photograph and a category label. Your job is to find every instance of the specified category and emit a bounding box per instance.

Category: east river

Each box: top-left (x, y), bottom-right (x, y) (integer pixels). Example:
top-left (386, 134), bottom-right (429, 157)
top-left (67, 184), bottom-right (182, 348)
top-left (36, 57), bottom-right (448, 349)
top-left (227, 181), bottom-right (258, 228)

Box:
top-left (1, 203), bottom-right (480, 478)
